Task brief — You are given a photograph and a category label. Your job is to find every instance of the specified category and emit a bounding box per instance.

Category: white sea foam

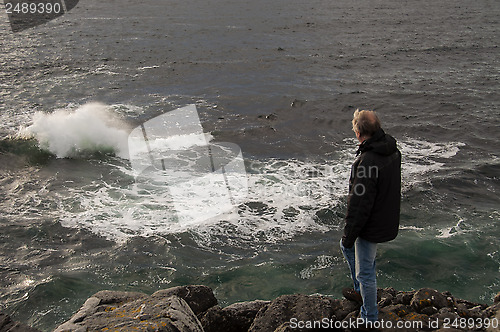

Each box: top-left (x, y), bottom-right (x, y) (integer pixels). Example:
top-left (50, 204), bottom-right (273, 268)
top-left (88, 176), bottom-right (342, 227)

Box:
top-left (53, 127), bottom-right (465, 241)
top-left (436, 216), bottom-right (471, 239)
top-left (20, 103), bottom-right (131, 159)
top-left (399, 139), bottom-right (465, 187)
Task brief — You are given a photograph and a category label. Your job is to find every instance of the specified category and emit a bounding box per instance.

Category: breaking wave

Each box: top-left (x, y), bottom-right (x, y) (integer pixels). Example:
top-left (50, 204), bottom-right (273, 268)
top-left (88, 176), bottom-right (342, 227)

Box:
top-left (19, 103), bottom-right (131, 159)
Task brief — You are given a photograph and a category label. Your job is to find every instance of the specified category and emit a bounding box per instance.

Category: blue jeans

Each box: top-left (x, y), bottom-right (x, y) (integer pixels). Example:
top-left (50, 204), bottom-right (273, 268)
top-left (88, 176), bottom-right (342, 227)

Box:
top-left (340, 237), bottom-right (378, 322)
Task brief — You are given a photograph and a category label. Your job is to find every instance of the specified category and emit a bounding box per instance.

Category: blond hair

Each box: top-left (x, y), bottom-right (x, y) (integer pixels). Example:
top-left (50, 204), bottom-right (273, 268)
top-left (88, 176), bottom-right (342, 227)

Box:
top-left (352, 109), bottom-right (381, 137)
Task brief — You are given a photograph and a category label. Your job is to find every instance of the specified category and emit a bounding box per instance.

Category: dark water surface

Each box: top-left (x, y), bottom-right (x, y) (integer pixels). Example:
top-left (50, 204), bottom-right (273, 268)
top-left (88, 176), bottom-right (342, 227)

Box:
top-left (0, 0), bottom-right (499, 330)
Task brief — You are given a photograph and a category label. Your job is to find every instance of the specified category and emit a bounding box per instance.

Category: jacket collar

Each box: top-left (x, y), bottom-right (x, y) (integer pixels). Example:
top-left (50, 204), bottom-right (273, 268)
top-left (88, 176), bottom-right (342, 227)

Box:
top-left (356, 128), bottom-right (385, 156)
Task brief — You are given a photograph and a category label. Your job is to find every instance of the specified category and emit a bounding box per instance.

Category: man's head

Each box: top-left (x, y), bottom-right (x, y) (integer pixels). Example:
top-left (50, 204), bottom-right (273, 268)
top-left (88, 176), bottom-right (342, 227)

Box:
top-left (352, 109), bottom-right (381, 142)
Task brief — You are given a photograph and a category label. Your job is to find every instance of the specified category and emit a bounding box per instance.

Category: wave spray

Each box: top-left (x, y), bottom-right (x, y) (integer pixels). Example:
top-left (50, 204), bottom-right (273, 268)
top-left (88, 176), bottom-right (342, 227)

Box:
top-left (20, 103), bottom-right (131, 159)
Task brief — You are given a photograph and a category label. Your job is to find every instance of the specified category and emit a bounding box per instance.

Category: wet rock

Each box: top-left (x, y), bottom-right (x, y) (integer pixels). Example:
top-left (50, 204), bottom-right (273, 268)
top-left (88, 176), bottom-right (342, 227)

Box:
top-left (494, 291), bottom-right (500, 304)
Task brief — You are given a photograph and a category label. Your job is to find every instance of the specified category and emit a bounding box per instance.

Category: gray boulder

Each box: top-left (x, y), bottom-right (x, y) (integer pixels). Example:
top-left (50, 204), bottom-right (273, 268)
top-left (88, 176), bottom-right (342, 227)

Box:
top-left (394, 291), bottom-right (416, 306)
top-left (333, 298), bottom-right (359, 321)
top-left (84, 295), bottom-right (202, 331)
top-left (410, 288), bottom-right (448, 313)
top-left (152, 285), bottom-right (217, 316)
top-left (54, 286), bottom-right (214, 332)
top-left (248, 294), bottom-right (337, 332)
top-left (201, 300), bottom-right (270, 332)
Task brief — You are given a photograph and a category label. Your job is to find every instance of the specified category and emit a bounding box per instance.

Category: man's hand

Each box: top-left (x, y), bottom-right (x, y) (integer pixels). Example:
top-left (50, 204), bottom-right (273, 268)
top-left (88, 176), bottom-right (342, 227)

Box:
top-left (341, 235), bottom-right (354, 249)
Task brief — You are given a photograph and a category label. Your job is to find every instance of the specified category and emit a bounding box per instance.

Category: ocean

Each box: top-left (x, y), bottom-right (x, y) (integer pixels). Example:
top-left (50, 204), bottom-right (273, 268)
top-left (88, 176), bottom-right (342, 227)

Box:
top-left (0, 0), bottom-right (499, 330)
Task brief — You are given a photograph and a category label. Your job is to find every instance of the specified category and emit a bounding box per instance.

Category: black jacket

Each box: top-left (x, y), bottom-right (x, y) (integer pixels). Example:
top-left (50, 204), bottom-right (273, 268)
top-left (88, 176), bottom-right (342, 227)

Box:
top-left (342, 128), bottom-right (401, 248)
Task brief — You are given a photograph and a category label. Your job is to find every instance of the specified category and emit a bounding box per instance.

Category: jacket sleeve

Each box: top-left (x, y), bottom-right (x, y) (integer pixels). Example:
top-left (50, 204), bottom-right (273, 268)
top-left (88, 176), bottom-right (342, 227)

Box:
top-left (342, 156), bottom-right (378, 248)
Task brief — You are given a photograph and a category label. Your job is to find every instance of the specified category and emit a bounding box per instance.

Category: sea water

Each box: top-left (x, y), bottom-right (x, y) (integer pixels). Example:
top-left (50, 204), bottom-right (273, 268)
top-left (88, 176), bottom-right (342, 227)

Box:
top-left (0, 0), bottom-right (498, 330)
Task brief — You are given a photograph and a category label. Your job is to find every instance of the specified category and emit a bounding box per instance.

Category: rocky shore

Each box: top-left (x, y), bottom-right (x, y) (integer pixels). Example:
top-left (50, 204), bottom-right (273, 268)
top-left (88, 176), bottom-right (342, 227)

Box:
top-left (2, 286), bottom-right (499, 332)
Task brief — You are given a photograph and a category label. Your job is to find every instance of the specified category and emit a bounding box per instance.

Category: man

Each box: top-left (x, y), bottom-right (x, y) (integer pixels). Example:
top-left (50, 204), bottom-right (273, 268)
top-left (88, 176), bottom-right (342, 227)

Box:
top-left (340, 109), bottom-right (401, 324)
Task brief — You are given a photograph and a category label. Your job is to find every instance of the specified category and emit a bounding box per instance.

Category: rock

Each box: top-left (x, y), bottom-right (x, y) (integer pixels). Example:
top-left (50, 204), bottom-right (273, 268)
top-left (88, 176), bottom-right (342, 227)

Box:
top-left (494, 291), bottom-right (500, 304)
top-left (54, 297), bottom-right (101, 332)
top-left (430, 307), bottom-right (461, 329)
top-left (441, 291), bottom-right (456, 307)
top-left (274, 323), bottom-right (294, 332)
top-left (55, 292), bottom-right (204, 332)
top-left (378, 287), bottom-right (396, 307)
top-left (377, 306), bottom-right (402, 324)
top-left (378, 306), bottom-right (431, 332)
top-left (379, 287), bottom-right (397, 298)
top-left (152, 284), bottom-right (218, 316)
top-left (398, 312), bottom-right (430, 331)
top-left (394, 291), bottom-right (416, 306)
top-left (410, 288), bottom-right (448, 313)
top-left (0, 313), bottom-right (40, 332)
top-left (332, 298), bottom-right (357, 321)
top-left (483, 302), bottom-right (500, 318)
top-left (341, 311), bottom-right (365, 331)
top-left (92, 290), bottom-right (147, 305)
top-left (486, 304), bottom-right (500, 332)
top-left (201, 300), bottom-right (270, 332)
top-left (378, 297), bottom-right (393, 307)
top-left (455, 303), bottom-right (483, 319)
top-left (381, 304), bottom-right (413, 318)
top-left (200, 306), bottom-right (228, 332)
top-left (420, 305), bottom-right (438, 316)
top-left (89, 295), bottom-right (202, 331)
top-left (55, 291), bottom-right (149, 332)
top-left (455, 297), bottom-right (487, 310)
top-left (249, 294), bottom-right (336, 332)
top-left (47, 285), bottom-right (500, 332)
